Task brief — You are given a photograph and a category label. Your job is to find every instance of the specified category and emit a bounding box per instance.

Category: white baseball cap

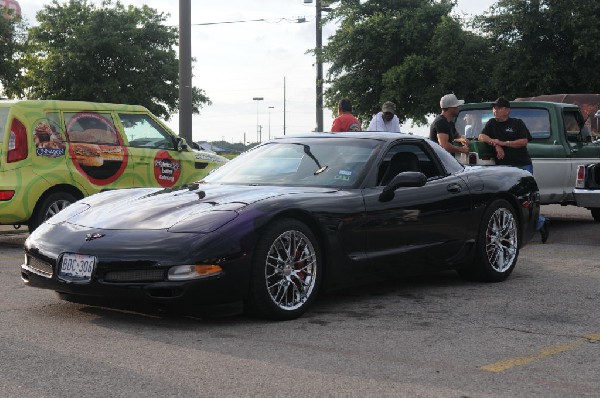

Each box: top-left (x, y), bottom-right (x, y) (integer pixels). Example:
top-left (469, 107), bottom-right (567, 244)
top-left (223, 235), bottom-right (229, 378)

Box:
top-left (440, 93), bottom-right (464, 109)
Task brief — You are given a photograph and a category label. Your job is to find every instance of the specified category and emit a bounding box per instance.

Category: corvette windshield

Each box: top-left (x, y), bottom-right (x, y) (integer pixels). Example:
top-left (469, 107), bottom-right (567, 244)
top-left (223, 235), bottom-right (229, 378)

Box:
top-left (204, 138), bottom-right (380, 187)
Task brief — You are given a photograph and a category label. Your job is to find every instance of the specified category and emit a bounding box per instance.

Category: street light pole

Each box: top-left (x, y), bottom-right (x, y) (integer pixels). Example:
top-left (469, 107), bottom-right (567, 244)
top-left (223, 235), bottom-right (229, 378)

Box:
top-left (253, 97), bottom-right (264, 143)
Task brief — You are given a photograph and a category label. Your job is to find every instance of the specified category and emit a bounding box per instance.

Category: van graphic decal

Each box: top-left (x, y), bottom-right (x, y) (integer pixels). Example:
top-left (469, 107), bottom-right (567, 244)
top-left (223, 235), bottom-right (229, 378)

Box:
top-left (33, 119), bottom-right (65, 158)
top-left (66, 112), bottom-right (128, 185)
top-left (154, 150), bottom-right (181, 187)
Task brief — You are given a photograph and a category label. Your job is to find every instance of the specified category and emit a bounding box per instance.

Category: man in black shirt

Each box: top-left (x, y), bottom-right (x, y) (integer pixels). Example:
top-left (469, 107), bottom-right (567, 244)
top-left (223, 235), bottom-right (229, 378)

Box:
top-left (479, 97), bottom-right (550, 243)
top-left (429, 93), bottom-right (470, 155)
top-left (479, 97), bottom-right (533, 167)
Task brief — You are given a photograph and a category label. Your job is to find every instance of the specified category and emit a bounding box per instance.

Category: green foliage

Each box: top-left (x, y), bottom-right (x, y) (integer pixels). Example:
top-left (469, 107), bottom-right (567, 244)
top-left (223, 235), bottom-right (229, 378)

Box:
top-left (20, 0), bottom-right (210, 119)
top-left (0, 12), bottom-right (27, 98)
top-left (323, 0), bottom-right (600, 125)
top-left (322, 0), bottom-right (490, 124)
top-left (207, 141), bottom-right (255, 154)
top-left (5, 0), bottom-right (600, 127)
top-left (474, 0), bottom-right (600, 98)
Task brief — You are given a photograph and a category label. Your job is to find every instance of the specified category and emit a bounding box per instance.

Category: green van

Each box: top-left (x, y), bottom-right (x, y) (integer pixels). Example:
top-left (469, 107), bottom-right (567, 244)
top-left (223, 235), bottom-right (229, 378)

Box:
top-left (0, 100), bottom-right (226, 231)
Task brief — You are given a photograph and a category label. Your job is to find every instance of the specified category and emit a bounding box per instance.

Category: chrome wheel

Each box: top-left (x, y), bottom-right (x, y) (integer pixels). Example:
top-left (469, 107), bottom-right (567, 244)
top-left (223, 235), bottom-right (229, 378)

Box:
top-left (29, 192), bottom-right (77, 233)
top-left (264, 229), bottom-right (318, 311)
top-left (485, 207), bottom-right (518, 273)
top-left (44, 199), bottom-right (72, 221)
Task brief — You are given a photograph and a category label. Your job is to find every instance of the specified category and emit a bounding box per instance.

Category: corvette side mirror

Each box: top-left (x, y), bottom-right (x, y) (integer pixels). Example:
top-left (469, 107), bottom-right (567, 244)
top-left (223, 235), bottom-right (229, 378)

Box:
top-left (379, 172), bottom-right (427, 202)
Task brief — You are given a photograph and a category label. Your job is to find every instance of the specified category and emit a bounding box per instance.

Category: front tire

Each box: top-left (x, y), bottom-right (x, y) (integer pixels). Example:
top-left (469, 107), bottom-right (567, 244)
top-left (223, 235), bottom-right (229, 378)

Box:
top-left (457, 199), bottom-right (519, 282)
top-left (245, 219), bottom-right (322, 320)
top-left (28, 192), bottom-right (77, 233)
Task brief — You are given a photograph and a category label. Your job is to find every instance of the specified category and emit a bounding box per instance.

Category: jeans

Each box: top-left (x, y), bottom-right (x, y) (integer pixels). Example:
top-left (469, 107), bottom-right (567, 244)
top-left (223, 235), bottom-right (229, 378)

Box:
top-left (518, 164), bottom-right (534, 174)
top-left (516, 164), bottom-right (546, 230)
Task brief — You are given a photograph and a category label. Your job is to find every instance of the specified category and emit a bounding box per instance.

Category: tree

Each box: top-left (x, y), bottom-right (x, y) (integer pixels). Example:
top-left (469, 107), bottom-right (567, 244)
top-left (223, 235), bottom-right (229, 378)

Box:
top-left (0, 9), bottom-right (27, 98)
top-left (475, 0), bottom-right (600, 98)
top-left (321, 0), bottom-right (492, 125)
top-left (20, 0), bottom-right (210, 120)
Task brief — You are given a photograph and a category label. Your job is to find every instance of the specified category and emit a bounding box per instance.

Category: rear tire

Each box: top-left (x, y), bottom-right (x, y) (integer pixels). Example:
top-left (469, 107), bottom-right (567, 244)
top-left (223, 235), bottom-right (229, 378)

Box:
top-left (457, 199), bottom-right (519, 282)
top-left (245, 219), bottom-right (322, 320)
top-left (28, 192), bottom-right (77, 233)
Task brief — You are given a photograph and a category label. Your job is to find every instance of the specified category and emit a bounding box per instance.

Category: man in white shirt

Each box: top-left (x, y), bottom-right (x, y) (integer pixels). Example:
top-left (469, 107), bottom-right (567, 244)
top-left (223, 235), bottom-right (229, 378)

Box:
top-left (367, 101), bottom-right (401, 132)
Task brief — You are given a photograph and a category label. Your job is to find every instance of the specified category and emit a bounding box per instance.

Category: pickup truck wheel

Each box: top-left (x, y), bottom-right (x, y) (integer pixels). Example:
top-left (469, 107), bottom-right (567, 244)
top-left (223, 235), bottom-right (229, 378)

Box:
top-left (591, 208), bottom-right (600, 222)
top-left (28, 192), bottom-right (77, 233)
top-left (457, 199), bottom-right (519, 282)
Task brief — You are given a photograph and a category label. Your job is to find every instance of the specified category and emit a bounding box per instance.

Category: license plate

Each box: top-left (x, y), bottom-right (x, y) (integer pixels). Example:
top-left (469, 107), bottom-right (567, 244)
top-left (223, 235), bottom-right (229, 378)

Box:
top-left (59, 253), bottom-right (96, 281)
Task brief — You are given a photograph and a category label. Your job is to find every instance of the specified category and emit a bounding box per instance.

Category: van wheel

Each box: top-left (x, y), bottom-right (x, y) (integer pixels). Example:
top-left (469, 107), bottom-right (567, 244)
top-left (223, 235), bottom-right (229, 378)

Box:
top-left (28, 192), bottom-right (77, 233)
top-left (591, 208), bottom-right (600, 222)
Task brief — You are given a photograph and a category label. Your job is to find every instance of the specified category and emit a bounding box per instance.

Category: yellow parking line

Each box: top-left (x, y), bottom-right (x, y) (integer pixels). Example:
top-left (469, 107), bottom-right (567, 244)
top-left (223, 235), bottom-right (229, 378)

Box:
top-left (480, 333), bottom-right (600, 373)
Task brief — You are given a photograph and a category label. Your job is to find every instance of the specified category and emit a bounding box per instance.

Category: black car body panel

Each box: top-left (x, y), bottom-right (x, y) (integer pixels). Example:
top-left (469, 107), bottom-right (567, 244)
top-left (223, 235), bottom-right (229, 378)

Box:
top-left (22, 133), bottom-right (540, 312)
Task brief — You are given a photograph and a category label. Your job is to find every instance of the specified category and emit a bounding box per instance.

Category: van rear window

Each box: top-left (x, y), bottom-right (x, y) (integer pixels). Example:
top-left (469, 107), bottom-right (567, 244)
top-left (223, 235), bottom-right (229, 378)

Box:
top-left (0, 108), bottom-right (10, 141)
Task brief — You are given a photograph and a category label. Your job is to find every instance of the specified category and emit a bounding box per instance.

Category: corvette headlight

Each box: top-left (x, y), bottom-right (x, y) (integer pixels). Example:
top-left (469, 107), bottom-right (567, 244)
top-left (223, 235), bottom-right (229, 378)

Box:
top-left (167, 264), bottom-right (223, 281)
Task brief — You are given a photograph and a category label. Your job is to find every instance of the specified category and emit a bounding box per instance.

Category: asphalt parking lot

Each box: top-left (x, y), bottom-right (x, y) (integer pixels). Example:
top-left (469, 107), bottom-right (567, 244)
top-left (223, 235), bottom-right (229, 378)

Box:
top-left (0, 204), bottom-right (598, 397)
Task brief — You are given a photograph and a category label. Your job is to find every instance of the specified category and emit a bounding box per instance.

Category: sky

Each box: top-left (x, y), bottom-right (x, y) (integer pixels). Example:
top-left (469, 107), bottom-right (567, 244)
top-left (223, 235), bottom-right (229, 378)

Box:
top-left (14, 0), bottom-right (497, 144)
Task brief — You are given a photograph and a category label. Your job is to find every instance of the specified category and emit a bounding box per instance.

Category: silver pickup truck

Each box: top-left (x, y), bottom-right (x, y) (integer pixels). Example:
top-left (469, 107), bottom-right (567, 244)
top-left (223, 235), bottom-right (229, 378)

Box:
top-left (456, 100), bottom-right (600, 221)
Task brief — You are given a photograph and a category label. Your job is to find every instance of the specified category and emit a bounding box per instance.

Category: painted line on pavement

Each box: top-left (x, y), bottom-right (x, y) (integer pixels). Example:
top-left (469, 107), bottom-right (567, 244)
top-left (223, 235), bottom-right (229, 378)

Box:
top-left (480, 333), bottom-right (600, 372)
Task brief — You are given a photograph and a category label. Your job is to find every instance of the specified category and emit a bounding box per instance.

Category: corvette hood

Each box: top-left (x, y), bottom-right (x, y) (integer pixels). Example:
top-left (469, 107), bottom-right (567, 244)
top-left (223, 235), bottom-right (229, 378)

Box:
top-left (58, 184), bottom-right (326, 231)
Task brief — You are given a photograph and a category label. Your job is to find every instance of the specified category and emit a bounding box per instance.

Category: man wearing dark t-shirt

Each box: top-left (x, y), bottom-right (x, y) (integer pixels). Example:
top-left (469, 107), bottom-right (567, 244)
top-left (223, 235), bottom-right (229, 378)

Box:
top-left (479, 97), bottom-right (550, 243)
top-left (429, 94), bottom-right (470, 155)
top-left (479, 98), bottom-right (533, 167)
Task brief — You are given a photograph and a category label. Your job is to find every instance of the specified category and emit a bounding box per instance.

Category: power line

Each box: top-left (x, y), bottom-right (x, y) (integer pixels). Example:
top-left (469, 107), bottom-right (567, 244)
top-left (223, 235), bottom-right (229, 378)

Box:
top-left (193, 17), bottom-right (308, 26)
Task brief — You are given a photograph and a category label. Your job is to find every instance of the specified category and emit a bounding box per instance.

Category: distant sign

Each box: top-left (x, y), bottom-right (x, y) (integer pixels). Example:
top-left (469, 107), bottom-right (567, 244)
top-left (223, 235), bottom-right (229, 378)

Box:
top-left (0, 0), bottom-right (21, 18)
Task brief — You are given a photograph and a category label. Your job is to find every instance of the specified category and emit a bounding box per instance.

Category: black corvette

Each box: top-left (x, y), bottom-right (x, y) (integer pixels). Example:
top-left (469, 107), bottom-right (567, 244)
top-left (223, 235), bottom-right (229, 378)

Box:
top-left (22, 133), bottom-right (540, 320)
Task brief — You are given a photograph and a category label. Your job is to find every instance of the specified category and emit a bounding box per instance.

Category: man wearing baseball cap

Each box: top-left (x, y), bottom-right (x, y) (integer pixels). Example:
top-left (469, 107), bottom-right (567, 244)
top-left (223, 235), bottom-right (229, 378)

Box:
top-left (479, 97), bottom-right (532, 167)
top-left (479, 96), bottom-right (550, 243)
top-left (429, 94), bottom-right (470, 154)
top-left (367, 101), bottom-right (401, 132)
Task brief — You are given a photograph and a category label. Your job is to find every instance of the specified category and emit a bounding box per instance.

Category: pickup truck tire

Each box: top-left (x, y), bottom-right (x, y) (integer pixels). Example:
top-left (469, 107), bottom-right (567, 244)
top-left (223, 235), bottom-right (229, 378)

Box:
top-left (591, 208), bottom-right (600, 222)
top-left (28, 192), bottom-right (77, 233)
top-left (457, 199), bottom-right (519, 282)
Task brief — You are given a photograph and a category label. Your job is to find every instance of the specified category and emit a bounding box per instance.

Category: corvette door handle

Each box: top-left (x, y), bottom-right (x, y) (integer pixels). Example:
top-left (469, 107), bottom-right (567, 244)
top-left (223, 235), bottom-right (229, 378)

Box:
top-left (447, 183), bottom-right (462, 193)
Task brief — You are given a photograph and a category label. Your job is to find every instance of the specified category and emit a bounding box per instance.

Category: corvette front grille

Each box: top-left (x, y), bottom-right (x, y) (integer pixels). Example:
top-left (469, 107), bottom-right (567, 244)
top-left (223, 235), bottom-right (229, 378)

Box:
top-left (103, 269), bottom-right (165, 283)
top-left (26, 255), bottom-right (53, 277)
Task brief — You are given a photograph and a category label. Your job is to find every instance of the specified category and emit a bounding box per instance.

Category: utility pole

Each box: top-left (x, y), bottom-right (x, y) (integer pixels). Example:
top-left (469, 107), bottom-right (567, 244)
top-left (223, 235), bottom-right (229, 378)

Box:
top-left (179, 0), bottom-right (193, 144)
top-left (315, 0), bottom-right (324, 132)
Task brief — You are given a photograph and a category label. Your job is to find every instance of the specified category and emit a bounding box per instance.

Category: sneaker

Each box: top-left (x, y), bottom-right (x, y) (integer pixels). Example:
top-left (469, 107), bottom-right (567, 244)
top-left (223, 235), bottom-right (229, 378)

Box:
top-left (540, 219), bottom-right (550, 244)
